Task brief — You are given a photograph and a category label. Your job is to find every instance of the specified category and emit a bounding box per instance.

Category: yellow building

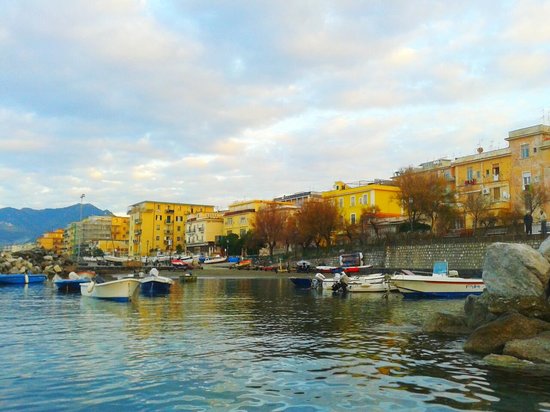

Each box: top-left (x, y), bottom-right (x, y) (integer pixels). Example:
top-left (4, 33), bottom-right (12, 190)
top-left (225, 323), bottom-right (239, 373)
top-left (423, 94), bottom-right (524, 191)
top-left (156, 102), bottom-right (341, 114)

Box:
top-left (452, 147), bottom-right (512, 227)
top-left (506, 124), bottom-right (550, 207)
top-left (322, 180), bottom-right (403, 225)
top-left (185, 212), bottom-right (224, 255)
top-left (223, 200), bottom-right (292, 238)
top-left (37, 229), bottom-right (65, 255)
top-left (127, 201), bottom-right (215, 257)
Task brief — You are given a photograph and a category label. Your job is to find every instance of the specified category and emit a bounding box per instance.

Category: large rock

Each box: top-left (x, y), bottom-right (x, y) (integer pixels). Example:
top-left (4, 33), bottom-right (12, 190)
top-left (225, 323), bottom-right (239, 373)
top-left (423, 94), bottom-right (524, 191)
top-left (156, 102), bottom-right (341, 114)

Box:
top-left (539, 237), bottom-right (550, 263)
top-left (503, 331), bottom-right (550, 364)
top-left (423, 312), bottom-right (471, 335)
top-left (463, 312), bottom-right (550, 354)
top-left (482, 243), bottom-right (550, 297)
top-left (464, 294), bottom-right (497, 329)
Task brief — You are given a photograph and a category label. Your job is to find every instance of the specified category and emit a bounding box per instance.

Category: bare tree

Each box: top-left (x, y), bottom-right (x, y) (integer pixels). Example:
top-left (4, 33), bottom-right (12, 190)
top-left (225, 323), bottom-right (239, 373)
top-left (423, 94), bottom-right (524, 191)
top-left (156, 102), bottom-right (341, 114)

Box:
top-left (462, 192), bottom-right (492, 235)
top-left (296, 199), bottom-right (339, 249)
top-left (253, 204), bottom-right (286, 257)
top-left (522, 183), bottom-right (549, 214)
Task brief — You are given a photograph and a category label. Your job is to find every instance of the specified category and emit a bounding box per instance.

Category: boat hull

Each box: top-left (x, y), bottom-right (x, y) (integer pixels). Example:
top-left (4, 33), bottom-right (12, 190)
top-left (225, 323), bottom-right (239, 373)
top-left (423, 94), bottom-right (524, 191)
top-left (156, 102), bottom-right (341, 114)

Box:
top-left (289, 277), bottom-right (312, 288)
top-left (80, 279), bottom-right (141, 302)
top-left (140, 276), bottom-right (173, 295)
top-left (54, 279), bottom-right (91, 292)
top-left (0, 274), bottom-right (47, 284)
top-left (391, 274), bottom-right (485, 299)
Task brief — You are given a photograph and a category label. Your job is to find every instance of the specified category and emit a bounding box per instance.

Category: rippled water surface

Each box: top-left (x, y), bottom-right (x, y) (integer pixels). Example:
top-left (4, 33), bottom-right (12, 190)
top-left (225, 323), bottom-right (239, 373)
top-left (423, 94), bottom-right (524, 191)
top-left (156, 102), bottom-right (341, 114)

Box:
top-left (1, 275), bottom-right (550, 411)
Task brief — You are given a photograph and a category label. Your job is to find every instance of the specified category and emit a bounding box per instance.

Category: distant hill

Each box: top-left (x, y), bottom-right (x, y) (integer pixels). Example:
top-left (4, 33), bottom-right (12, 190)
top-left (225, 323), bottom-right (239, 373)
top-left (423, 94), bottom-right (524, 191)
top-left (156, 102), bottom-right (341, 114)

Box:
top-left (0, 204), bottom-right (112, 246)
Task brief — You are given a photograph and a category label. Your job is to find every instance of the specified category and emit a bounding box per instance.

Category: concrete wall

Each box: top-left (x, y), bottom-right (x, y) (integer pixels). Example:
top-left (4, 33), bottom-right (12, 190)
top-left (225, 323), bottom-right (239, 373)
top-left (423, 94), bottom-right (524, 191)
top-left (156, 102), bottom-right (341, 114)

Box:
top-left (361, 235), bottom-right (544, 275)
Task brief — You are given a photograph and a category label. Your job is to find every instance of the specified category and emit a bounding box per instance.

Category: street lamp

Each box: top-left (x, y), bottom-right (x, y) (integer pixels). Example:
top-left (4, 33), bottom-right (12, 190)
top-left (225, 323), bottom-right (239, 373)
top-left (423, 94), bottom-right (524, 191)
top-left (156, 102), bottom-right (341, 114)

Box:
top-left (77, 193), bottom-right (85, 264)
top-left (408, 197), bottom-right (413, 232)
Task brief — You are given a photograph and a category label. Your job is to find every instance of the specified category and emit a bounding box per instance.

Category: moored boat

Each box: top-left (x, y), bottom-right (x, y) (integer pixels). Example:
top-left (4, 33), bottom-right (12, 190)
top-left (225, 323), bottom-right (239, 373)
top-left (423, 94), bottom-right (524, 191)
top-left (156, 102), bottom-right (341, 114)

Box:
top-left (179, 272), bottom-right (197, 282)
top-left (289, 277), bottom-right (313, 288)
top-left (390, 261), bottom-right (485, 298)
top-left (0, 273), bottom-right (47, 284)
top-left (80, 277), bottom-right (141, 301)
top-left (140, 268), bottom-right (174, 295)
top-left (53, 272), bottom-right (93, 292)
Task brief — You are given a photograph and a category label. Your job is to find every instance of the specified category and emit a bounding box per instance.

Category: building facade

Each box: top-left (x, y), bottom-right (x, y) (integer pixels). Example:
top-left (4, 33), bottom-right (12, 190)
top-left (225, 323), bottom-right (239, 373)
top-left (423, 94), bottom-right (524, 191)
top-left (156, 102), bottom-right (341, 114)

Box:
top-left (127, 201), bottom-right (214, 257)
top-left (36, 228), bottom-right (65, 255)
top-left (185, 212), bottom-right (224, 255)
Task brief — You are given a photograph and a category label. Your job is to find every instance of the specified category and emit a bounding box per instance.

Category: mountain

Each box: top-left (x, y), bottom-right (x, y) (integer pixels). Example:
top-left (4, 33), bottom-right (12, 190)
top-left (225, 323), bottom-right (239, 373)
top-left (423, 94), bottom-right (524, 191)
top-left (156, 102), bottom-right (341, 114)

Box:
top-left (0, 204), bottom-right (113, 246)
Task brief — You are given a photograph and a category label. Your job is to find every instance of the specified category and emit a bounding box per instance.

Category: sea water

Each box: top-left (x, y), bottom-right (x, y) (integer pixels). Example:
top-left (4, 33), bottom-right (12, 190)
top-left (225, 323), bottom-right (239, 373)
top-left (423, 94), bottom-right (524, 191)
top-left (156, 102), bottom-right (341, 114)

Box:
top-left (1, 275), bottom-right (550, 411)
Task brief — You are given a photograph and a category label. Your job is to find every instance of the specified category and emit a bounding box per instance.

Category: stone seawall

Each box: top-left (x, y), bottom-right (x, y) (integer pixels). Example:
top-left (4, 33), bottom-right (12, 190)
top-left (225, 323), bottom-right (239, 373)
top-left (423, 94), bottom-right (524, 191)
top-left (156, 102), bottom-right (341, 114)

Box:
top-left (360, 235), bottom-right (544, 274)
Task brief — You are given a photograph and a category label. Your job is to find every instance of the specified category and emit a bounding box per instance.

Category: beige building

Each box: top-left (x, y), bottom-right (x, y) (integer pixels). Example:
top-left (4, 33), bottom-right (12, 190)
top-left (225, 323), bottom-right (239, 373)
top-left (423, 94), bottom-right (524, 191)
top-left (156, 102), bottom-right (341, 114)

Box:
top-left (185, 212), bottom-right (224, 255)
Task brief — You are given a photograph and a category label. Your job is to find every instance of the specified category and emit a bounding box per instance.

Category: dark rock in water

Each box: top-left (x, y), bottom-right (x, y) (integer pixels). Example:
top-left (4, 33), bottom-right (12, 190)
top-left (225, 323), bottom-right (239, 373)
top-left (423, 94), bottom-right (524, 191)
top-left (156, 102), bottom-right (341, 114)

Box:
top-left (483, 354), bottom-right (535, 369)
top-left (464, 294), bottom-right (498, 329)
top-left (463, 312), bottom-right (550, 354)
top-left (503, 331), bottom-right (550, 364)
top-left (482, 243), bottom-right (550, 297)
top-left (423, 312), bottom-right (471, 335)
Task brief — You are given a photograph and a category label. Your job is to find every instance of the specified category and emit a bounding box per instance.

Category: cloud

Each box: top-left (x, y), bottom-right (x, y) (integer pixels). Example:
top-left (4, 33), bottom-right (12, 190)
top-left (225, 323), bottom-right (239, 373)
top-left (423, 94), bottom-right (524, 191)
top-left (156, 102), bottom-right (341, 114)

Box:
top-left (0, 0), bottom-right (548, 216)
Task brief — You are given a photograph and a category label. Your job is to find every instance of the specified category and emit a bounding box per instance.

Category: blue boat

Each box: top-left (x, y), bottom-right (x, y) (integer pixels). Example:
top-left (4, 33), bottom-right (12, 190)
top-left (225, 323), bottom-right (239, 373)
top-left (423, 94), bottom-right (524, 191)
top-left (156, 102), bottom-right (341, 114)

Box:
top-left (0, 273), bottom-right (47, 284)
top-left (53, 272), bottom-right (93, 292)
top-left (140, 268), bottom-right (174, 296)
top-left (289, 277), bottom-right (313, 289)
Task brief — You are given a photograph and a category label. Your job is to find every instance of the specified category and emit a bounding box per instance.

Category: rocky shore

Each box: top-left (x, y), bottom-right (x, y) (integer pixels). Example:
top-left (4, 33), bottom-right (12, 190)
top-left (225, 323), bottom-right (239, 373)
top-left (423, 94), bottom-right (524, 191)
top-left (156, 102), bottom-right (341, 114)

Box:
top-left (425, 239), bottom-right (550, 367)
top-left (0, 249), bottom-right (72, 277)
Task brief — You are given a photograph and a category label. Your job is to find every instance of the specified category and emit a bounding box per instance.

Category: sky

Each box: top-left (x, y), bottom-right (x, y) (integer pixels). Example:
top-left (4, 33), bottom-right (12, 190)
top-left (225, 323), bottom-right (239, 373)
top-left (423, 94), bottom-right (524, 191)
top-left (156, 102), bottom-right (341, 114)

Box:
top-left (1, 0), bottom-right (549, 216)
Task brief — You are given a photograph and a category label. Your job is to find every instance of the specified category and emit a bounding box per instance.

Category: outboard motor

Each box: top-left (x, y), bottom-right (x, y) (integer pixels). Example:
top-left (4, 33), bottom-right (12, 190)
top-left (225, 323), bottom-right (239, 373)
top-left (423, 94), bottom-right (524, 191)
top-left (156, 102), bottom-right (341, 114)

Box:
top-left (312, 272), bottom-right (326, 289)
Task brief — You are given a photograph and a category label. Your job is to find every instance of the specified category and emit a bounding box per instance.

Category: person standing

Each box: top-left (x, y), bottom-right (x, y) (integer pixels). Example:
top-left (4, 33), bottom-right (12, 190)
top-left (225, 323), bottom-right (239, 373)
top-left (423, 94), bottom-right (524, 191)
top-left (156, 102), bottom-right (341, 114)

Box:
top-left (540, 210), bottom-right (547, 236)
top-left (524, 212), bottom-right (533, 235)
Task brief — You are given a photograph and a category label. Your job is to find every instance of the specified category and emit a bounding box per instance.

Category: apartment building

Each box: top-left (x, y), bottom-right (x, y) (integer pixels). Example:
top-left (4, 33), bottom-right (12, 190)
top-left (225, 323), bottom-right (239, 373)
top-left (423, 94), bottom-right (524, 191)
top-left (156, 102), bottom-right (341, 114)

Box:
top-left (36, 228), bottom-right (65, 255)
top-left (185, 212), bottom-right (224, 255)
top-left (127, 201), bottom-right (214, 257)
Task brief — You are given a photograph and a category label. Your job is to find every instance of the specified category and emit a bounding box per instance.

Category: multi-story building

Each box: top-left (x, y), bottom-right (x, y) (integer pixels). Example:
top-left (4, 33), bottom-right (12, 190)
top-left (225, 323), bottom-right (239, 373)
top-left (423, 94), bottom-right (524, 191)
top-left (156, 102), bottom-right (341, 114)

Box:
top-left (273, 191), bottom-right (322, 207)
top-left (127, 201), bottom-right (214, 257)
top-left (322, 180), bottom-right (403, 225)
top-left (36, 228), bottom-right (65, 255)
top-left (185, 212), bottom-right (224, 255)
top-left (405, 123), bottom-right (550, 230)
top-left (223, 200), bottom-right (293, 238)
top-left (62, 215), bottom-right (130, 257)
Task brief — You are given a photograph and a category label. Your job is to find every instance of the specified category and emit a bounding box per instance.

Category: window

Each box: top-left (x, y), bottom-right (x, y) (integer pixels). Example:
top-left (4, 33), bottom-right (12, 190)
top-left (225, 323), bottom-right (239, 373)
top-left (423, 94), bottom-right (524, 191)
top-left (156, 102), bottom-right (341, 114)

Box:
top-left (240, 229), bottom-right (246, 237)
top-left (476, 171), bottom-right (481, 179)
top-left (156, 236), bottom-right (160, 241)
top-left (240, 217), bottom-right (246, 224)
top-left (339, 198), bottom-right (344, 208)
top-left (350, 196), bottom-right (356, 207)
top-left (493, 187), bottom-right (501, 201)
top-left (467, 167), bottom-right (473, 180)
top-left (521, 144), bottom-right (529, 159)
top-left (226, 218), bottom-right (233, 225)
top-left (362, 194), bottom-right (368, 205)
top-left (156, 225), bottom-right (160, 230)
top-left (350, 213), bottom-right (356, 224)
top-left (523, 172), bottom-right (531, 190)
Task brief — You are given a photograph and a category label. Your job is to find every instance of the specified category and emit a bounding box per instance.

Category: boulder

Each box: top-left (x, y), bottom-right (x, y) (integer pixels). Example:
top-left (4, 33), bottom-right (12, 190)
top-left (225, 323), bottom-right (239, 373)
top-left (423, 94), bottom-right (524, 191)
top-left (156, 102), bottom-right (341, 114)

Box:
top-left (464, 294), bottom-right (497, 329)
top-left (539, 237), bottom-right (550, 262)
top-left (53, 264), bottom-right (62, 273)
top-left (464, 312), bottom-right (550, 354)
top-left (423, 312), bottom-right (471, 335)
top-left (482, 243), bottom-right (550, 297)
top-left (503, 331), bottom-right (550, 364)
top-left (483, 354), bottom-right (535, 369)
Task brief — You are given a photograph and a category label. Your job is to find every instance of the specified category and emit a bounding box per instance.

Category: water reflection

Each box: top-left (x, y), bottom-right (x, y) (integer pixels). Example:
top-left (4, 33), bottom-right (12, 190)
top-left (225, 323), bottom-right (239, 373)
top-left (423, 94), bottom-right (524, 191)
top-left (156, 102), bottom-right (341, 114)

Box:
top-left (0, 276), bottom-right (549, 411)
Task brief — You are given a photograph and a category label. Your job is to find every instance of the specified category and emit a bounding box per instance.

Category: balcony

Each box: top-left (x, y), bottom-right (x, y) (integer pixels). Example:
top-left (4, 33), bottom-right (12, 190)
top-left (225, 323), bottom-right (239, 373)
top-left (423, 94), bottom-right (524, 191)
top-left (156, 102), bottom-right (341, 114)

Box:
top-left (464, 179), bottom-right (477, 185)
top-left (165, 209), bottom-right (175, 214)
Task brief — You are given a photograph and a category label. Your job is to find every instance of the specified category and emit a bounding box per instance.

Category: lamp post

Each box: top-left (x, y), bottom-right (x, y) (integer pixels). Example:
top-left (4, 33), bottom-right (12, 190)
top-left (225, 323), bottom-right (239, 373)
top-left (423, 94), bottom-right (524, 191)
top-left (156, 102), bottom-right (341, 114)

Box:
top-left (77, 193), bottom-right (85, 264)
top-left (408, 197), bottom-right (413, 232)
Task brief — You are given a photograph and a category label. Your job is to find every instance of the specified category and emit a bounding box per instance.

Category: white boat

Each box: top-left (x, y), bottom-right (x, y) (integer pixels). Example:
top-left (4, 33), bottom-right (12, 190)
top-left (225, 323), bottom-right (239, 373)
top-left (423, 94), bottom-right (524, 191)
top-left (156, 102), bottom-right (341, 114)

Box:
top-left (317, 272), bottom-right (397, 293)
top-left (390, 261), bottom-right (485, 299)
top-left (80, 278), bottom-right (141, 301)
top-left (202, 256), bottom-right (228, 264)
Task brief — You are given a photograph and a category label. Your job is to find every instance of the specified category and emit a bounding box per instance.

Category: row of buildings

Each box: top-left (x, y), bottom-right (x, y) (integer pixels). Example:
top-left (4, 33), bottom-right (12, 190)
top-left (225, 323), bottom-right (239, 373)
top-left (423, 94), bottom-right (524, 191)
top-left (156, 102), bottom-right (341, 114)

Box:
top-left (37, 124), bottom-right (550, 258)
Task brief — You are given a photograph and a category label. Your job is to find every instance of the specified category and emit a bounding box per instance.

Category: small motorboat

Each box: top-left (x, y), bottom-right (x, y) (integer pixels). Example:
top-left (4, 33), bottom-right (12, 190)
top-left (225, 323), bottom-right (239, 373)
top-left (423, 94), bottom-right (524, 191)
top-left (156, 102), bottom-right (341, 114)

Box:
top-left (53, 272), bottom-right (93, 292)
top-left (80, 277), bottom-right (141, 302)
top-left (0, 273), bottom-right (47, 284)
top-left (179, 272), bottom-right (197, 283)
top-left (390, 261), bottom-right (485, 299)
top-left (140, 268), bottom-right (174, 295)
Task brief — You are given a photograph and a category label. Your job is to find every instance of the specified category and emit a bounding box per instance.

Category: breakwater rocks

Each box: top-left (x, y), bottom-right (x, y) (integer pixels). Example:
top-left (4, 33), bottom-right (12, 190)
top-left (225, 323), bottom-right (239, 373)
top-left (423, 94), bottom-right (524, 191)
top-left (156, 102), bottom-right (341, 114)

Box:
top-left (424, 240), bottom-right (550, 367)
top-left (0, 249), bottom-right (72, 277)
